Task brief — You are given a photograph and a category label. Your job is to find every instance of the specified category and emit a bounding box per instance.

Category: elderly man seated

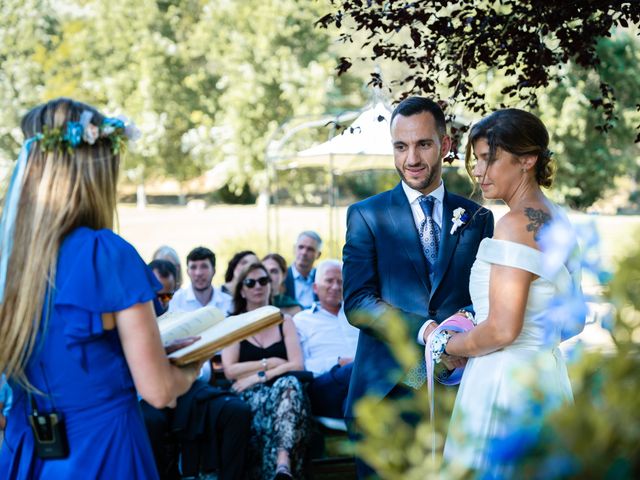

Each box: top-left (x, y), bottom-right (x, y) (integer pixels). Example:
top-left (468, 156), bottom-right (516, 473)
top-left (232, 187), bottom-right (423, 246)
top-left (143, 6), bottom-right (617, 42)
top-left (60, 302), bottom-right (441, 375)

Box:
top-left (293, 260), bottom-right (359, 418)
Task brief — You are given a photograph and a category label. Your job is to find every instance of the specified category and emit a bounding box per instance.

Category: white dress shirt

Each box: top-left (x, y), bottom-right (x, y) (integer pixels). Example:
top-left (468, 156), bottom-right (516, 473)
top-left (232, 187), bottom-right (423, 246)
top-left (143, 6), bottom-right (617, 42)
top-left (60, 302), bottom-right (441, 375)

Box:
top-left (167, 285), bottom-right (233, 381)
top-left (291, 264), bottom-right (316, 309)
top-left (293, 303), bottom-right (360, 377)
top-left (168, 284), bottom-right (233, 316)
top-left (401, 180), bottom-right (445, 345)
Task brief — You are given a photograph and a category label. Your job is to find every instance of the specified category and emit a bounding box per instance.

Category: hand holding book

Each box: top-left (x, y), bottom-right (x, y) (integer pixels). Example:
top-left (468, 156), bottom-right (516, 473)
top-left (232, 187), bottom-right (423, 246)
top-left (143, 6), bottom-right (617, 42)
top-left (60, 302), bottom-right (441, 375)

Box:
top-left (158, 305), bottom-right (282, 366)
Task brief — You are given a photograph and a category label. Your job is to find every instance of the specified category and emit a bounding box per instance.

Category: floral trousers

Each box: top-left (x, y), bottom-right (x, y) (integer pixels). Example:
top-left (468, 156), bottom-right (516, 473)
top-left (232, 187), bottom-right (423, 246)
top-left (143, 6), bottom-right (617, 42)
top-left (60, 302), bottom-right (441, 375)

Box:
top-left (240, 375), bottom-right (311, 479)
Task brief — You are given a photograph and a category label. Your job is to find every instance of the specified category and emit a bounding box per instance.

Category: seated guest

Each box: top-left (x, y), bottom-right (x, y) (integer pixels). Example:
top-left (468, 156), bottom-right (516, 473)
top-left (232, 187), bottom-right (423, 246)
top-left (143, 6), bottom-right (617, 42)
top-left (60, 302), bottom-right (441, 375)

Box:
top-left (169, 246), bottom-right (232, 316)
top-left (169, 246), bottom-right (232, 383)
top-left (223, 263), bottom-right (310, 480)
top-left (153, 245), bottom-right (183, 289)
top-left (221, 250), bottom-right (259, 296)
top-left (283, 231), bottom-right (323, 309)
top-left (262, 253), bottom-right (302, 317)
top-left (139, 376), bottom-right (251, 480)
top-left (293, 260), bottom-right (359, 419)
top-left (148, 259), bottom-right (177, 316)
top-left (143, 249), bottom-right (252, 480)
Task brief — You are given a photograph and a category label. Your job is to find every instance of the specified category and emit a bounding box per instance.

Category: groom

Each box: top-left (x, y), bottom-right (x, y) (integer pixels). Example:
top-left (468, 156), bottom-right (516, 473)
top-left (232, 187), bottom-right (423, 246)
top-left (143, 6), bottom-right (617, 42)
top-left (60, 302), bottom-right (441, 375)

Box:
top-left (343, 97), bottom-right (494, 477)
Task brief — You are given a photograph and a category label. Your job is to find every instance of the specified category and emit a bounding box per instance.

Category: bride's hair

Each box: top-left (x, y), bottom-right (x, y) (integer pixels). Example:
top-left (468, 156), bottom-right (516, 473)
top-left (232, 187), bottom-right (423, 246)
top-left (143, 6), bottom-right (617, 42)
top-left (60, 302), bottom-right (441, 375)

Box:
top-left (0, 98), bottom-right (120, 386)
top-left (465, 108), bottom-right (554, 188)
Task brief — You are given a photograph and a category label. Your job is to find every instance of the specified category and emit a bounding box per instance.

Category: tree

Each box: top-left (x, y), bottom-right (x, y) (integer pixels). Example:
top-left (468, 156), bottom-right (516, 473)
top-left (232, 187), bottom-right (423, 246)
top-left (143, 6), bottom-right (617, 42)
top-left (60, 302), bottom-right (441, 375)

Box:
top-left (186, 0), bottom-right (366, 194)
top-left (0, 0), bottom-right (58, 159)
top-left (538, 30), bottom-right (640, 209)
top-left (0, 0), bottom-right (368, 201)
top-left (319, 1), bottom-right (639, 138)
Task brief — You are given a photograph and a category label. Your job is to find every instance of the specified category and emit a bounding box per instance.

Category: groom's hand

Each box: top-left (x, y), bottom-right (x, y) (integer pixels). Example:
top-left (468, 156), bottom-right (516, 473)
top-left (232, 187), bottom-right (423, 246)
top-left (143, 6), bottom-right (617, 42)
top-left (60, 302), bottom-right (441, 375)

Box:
top-left (422, 322), bottom-right (438, 344)
top-left (441, 353), bottom-right (467, 370)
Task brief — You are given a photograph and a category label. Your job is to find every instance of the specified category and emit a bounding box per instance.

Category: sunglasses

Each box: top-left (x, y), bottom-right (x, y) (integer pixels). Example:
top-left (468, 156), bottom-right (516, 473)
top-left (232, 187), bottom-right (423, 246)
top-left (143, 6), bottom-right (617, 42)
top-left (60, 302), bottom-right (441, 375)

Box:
top-left (243, 276), bottom-right (270, 288)
top-left (157, 292), bottom-right (174, 303)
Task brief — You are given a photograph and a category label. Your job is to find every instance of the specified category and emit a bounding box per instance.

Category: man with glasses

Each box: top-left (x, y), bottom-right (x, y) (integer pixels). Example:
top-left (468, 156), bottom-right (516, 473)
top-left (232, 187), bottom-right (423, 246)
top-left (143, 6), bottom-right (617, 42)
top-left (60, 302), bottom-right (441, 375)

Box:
top-left (148, 259), bottom-right (177, 315)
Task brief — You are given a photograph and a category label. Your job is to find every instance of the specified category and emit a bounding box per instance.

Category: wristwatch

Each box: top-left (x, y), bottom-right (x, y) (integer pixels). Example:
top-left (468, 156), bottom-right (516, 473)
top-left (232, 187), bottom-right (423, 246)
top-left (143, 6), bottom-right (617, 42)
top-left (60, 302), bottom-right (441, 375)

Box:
top-left (257, 370), bottom-right (267, 382)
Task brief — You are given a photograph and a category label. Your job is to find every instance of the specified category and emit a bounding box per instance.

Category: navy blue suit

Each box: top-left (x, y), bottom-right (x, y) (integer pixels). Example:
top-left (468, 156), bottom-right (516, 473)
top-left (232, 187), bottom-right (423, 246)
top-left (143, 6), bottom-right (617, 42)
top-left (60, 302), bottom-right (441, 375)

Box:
top-left (342, 183), bottom-right (494, 420)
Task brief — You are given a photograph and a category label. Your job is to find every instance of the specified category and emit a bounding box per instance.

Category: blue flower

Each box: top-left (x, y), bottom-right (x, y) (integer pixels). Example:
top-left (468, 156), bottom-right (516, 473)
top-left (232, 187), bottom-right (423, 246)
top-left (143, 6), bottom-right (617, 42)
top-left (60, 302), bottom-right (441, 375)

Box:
top-left (487, 427), bottom-right (538, 464)
top-left (543, 289), bottom-right (589, 344)
top-left (538, 218), bottom-right (577, 278)
top-left (563, 339), bottom-right (585, 364)
top-left (101, 117), bottom-right (125, 135)
top-left (536, 454), bottom-right (579, 479)
top-left (64, 122), bottom-right (84, 147)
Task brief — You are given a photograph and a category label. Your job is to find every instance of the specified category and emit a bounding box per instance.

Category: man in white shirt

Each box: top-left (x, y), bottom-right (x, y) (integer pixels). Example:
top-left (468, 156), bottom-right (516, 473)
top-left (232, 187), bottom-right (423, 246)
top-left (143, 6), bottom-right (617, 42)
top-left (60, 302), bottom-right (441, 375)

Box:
top-left (169, 246), bottom-right (233, 316)
top-left (294, 260), bottom-right (359, 418)
top-left (283, 231), bottom-right (322, 309)
top-left (168, 246), bottom-right (232, 384)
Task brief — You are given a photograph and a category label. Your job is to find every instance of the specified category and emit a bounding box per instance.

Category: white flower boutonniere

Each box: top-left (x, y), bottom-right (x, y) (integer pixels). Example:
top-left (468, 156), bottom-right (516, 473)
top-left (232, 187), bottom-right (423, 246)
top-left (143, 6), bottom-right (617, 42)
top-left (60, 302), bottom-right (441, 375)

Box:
top-left (450, 207), bottom-right (470, 234)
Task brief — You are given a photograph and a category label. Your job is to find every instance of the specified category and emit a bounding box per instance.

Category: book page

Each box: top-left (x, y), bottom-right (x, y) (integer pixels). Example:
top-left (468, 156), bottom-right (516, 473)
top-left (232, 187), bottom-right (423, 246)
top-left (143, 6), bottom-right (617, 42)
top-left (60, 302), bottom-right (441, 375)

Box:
top-left (168, 305), bottom-right (282, 365)
top-left (158, 306), bottom-right (225, 344)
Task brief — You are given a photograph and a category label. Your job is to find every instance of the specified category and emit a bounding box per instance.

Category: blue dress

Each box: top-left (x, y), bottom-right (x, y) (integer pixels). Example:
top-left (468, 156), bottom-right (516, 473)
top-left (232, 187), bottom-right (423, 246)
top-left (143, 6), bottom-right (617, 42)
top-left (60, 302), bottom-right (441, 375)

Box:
top-left (0, 227), bottom-right (162, 479)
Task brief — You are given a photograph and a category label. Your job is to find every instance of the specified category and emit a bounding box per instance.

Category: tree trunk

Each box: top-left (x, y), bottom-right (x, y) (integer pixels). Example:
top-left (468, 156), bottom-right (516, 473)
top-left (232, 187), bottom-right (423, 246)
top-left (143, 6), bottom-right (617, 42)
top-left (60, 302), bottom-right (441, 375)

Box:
top-left (136, 183), bottom-right (146, 210)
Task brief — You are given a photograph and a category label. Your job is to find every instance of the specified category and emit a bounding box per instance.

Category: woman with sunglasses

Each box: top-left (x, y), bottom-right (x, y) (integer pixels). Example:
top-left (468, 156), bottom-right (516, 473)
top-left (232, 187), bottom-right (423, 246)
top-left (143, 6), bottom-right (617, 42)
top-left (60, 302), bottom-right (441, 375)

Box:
top-left (221, 250), bottom-right (259, 296)
top-left (222, 263), bottom-right (310, 480)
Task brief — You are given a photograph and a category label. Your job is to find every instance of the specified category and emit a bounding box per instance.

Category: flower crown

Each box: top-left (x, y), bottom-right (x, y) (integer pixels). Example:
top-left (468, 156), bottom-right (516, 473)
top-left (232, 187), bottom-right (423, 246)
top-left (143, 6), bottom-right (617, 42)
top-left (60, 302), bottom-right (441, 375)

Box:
top-left (37, 110), bottom-right (140, 155)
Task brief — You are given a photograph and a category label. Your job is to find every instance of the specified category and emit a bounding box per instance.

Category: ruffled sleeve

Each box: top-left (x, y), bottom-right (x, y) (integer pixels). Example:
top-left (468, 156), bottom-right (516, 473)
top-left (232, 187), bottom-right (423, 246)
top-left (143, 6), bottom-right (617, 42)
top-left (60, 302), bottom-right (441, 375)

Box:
top-left (53, 228), bottom-right (161, 368)
top-left (477, 238), bottom-right (572, 291)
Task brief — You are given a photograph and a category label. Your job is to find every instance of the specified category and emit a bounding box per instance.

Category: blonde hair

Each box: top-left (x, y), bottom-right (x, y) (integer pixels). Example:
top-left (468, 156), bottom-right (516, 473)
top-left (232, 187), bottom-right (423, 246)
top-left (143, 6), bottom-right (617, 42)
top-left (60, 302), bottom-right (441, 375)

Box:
top-left (0, 98), bottom-right (120, 386)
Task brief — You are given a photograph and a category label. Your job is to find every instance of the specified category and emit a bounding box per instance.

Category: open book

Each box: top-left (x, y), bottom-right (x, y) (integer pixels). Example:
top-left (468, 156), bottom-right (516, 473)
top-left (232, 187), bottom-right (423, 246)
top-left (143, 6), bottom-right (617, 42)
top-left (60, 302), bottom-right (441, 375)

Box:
top-left (158, 305), bottom-right (282, 366)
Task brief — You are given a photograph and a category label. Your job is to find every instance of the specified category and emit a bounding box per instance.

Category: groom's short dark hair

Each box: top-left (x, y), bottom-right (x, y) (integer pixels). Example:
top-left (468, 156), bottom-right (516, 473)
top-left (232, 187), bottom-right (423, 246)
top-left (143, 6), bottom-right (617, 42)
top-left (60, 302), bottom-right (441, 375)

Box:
top-left (390, 97), bottom-right (447, 137)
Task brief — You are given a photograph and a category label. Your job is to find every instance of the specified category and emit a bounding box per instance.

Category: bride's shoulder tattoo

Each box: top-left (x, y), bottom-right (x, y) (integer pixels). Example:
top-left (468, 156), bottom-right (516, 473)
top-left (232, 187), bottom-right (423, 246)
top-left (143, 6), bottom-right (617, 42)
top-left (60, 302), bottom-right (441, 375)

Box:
top-left (524, 207), bottom-right (551, 240)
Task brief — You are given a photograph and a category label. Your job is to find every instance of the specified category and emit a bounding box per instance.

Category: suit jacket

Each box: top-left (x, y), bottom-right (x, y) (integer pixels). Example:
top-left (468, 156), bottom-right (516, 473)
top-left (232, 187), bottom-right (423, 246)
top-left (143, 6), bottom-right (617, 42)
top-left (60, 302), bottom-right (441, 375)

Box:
top-left (342, 183), bottom-right (494, 419)
top-left (283, 265), bottom-right (317, 307)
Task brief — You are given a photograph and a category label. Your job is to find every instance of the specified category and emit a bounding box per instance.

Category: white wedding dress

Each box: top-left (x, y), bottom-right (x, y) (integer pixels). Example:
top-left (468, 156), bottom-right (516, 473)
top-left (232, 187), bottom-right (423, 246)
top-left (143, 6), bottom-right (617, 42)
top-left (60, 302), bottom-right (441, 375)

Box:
top-left (443, 238), bottom-right (579, 476)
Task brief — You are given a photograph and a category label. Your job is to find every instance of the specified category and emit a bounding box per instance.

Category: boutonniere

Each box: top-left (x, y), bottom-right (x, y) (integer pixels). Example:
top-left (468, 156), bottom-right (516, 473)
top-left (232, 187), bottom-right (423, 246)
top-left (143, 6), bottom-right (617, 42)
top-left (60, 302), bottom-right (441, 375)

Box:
top-left (450, 207), bottom-right (471, 234)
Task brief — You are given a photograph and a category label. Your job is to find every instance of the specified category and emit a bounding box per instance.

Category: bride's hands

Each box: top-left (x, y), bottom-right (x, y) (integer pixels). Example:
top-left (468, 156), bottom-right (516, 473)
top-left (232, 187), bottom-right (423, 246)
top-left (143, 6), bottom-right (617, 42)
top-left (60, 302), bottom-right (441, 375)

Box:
top-left (440, 330), bottom-right (467, 370)
top-left (441, 353), bottom-right (467, 370)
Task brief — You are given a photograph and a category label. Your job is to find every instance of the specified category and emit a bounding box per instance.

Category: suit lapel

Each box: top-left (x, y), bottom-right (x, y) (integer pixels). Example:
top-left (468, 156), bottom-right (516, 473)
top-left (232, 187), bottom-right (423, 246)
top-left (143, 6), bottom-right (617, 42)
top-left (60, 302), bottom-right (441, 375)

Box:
top-left (388, 184), bottom-right (430, 291)
top-left (430, 189), bottom-right (459, 297)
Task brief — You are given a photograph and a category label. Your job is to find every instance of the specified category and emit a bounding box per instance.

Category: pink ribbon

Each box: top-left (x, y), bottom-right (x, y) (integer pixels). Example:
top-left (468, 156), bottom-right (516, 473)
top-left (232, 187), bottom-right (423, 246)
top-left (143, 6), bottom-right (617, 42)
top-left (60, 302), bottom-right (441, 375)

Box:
top-left (425, 311), bottom-right (475, 461)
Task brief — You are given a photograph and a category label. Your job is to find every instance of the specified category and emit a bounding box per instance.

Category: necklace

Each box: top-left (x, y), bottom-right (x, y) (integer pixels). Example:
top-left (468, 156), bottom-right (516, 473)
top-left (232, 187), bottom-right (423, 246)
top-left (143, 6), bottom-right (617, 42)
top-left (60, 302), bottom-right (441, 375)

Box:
top-left (251, 335), bottom-right (265, 348)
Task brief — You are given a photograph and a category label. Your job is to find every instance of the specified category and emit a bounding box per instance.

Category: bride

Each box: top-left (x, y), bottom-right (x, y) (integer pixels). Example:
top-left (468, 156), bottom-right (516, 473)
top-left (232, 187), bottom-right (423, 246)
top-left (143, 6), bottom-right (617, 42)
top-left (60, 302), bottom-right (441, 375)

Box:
top-left (439, 109), bottom-right (585, 476)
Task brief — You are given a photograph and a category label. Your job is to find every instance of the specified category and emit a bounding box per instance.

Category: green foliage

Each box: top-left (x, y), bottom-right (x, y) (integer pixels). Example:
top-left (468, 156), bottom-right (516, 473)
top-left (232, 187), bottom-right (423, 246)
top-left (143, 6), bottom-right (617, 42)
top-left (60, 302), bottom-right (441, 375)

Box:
top-left (0, 0), bottom-right (367, 192)
top-left (537, 31), bottom-right (640, 209)
top-left (348, 308), bottom-right (462, 478)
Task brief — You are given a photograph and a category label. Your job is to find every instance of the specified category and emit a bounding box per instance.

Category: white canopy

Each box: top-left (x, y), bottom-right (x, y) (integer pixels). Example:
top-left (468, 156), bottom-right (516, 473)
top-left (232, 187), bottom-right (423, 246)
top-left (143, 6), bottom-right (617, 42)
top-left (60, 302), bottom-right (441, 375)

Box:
top-left (277, 103), bottom-right (394, 173)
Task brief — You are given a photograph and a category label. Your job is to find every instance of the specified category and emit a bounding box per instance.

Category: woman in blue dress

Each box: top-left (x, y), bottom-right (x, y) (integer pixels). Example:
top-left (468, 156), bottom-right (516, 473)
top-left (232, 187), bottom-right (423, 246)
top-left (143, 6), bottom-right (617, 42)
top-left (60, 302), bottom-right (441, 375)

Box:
top-left (0, 98), bottom-right (202, 479)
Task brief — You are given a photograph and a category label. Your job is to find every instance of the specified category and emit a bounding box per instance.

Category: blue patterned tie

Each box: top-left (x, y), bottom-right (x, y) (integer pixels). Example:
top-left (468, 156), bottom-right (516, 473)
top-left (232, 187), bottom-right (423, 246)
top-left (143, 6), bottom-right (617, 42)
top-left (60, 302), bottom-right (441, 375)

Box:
top-left (404, 196), bottom-right (441, 389)
top-left (418, 195), bottom-right (440, 270)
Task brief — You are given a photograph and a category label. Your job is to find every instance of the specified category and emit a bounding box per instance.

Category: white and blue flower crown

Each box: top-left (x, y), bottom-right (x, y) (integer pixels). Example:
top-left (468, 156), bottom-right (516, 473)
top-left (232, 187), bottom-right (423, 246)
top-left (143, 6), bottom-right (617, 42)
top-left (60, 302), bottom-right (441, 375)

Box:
top-left (37, 111), bottom-right (139, 155)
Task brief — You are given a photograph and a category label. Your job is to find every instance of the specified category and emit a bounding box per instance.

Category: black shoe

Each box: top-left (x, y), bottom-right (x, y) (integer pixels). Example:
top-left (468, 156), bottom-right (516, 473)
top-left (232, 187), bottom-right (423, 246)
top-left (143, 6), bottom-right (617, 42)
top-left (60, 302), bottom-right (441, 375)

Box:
top-left (273, 464), bottom-right (293, 480)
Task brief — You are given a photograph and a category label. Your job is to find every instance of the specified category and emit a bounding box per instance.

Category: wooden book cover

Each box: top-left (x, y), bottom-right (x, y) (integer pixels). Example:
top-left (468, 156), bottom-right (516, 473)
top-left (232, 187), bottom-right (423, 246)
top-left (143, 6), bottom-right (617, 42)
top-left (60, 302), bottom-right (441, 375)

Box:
top-left (159, 305), bottom-right (282, 366)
